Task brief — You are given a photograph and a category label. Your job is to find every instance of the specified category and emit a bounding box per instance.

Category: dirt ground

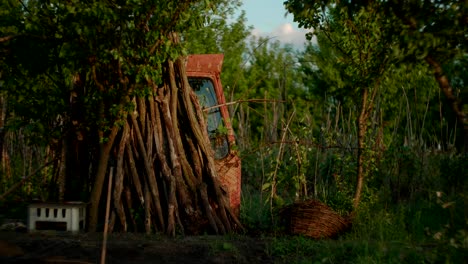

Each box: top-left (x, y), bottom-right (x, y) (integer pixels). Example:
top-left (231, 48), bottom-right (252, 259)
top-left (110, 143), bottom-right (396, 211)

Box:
top-left (0, 231), bottom-right (274, 264)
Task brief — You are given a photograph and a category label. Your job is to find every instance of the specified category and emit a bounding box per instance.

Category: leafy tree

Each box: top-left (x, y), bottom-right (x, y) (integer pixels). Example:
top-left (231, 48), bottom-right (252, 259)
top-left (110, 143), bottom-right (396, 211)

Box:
top-left (234, 36), bottom-right (322, 209)
top-left (183, 1), bottom-right (251, 114)
top-left (389, 1), bottom-right (467, 147)
top-left (0, 0), bottom-right (241, 235)
top-left (288, 3), bottom-right (397, 208)
top-left (284, 0), bottom-right (468, 151)
top-left (284, 0), bottom-right (467, 210)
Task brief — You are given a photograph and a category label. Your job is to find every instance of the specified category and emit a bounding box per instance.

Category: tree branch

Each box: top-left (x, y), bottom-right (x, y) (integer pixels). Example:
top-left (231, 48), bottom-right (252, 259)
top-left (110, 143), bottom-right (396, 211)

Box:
top-left (425, 55), bottom-right (467, 126)
top-left (0, 35), bottom-right (16, 43)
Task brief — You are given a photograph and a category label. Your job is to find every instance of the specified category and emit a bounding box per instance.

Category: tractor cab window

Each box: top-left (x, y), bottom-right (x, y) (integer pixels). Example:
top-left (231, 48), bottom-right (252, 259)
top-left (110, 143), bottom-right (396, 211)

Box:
top-left (188, 77), bottom-right (229, 160)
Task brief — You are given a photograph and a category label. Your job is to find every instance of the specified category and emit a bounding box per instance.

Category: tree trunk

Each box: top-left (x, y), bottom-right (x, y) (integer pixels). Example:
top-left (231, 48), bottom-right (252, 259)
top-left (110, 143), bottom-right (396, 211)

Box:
top-left (88, 125), bottom-right (120, 232)
top-left (354, 88), bottom-right (369, 209)
top-left (57, 139), bottom-right (67, 202)
top-left (0, 94), bottom-right (8, 180)
top-left (65, 72), bottom-right (89, 201)
top-left (391, 8), bottom-right (468, 152)
top-left (425, 55), bottom-right (468, 152)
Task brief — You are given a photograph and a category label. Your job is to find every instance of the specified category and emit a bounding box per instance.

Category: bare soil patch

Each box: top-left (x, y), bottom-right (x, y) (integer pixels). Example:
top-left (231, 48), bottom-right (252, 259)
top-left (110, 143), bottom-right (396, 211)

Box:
top-left (0, 231), bottom-right (273, 264)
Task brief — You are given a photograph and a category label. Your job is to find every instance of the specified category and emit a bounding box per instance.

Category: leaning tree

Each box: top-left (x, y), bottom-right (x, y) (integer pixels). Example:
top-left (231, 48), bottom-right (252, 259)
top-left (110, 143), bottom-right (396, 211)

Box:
top-left (0, 0), bottom-right (241, 235)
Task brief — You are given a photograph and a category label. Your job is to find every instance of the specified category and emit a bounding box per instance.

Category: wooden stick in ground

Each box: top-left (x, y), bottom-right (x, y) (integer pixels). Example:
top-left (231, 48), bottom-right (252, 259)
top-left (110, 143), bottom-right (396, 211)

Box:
top-left (100, 167), bottom-right (114, 264)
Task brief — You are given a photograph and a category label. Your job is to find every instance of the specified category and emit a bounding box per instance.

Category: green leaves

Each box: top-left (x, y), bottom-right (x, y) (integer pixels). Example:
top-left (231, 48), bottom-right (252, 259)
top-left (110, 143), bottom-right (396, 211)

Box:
top-left (0, 0), bottom-right (227, 145)
top-left (283, 0), bottom-right (331, 29)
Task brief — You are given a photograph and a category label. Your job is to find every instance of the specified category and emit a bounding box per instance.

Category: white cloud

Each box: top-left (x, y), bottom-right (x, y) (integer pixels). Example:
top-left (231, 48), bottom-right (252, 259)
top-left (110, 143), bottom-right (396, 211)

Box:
top-left (251, 23), bottom-right (314, 49)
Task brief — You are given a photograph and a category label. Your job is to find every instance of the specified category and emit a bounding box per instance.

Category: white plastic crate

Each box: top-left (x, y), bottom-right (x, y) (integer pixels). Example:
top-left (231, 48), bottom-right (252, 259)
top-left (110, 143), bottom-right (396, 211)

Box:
top-left (28, 202), bottom-right (86, 232)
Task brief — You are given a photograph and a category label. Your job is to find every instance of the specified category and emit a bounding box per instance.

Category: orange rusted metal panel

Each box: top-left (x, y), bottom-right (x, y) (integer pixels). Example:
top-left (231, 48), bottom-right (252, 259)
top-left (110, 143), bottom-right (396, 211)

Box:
top-left (186, 54), bottom-right (241, 217)
top-left (186, 54), bottom-right (224, 74)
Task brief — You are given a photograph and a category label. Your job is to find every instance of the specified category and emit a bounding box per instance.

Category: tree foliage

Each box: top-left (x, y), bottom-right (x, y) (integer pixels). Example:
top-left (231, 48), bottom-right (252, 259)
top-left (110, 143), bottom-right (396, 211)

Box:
top-left (0, 0), bottom-right (242, 235)
top-left (183, 1), bottom-right (251, 112)
top-left (285, 0), bottom-right (468, 150)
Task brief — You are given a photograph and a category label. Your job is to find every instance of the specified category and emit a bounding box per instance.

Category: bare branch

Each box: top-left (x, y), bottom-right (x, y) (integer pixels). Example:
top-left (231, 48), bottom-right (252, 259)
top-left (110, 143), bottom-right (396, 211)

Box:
top-left (202, 99), bottom-right (286, 112)
top-left (0, 35), bottom-right (16, 43)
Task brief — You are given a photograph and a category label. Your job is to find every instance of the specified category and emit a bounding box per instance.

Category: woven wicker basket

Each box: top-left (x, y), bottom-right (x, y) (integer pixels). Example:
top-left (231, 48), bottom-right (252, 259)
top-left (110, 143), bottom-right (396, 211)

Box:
top-left (281, 199), bottom-right (350, 239)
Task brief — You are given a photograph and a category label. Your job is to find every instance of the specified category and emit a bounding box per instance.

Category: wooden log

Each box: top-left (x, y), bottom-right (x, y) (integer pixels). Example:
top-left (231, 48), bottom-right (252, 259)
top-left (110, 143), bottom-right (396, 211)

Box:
top-left (131, 112), bottom-right (165, 230)
top-left (113, 121), bottom-right (130, 231)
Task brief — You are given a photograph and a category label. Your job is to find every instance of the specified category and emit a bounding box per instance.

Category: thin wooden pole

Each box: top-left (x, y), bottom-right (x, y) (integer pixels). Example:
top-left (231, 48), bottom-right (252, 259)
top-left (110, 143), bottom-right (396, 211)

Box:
top-left (100, 167), bottom-right (114, 264)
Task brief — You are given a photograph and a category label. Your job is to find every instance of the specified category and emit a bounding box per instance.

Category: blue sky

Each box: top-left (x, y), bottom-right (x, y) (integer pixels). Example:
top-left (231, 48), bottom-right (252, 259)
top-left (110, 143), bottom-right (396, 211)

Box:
top-left (242, 0), bottom-right (294, 32)
top-left (240, 0), bottom-right (311, 48)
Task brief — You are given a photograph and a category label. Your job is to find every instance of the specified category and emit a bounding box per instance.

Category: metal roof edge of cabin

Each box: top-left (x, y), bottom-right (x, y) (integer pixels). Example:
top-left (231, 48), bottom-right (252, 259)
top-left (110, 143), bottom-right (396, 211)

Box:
top-left (186, 54), bottom-right (224, 74)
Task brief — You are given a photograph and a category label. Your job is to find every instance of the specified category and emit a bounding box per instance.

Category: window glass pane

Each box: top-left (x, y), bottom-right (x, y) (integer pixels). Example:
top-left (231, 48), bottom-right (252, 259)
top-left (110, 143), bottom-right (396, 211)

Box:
top-left (189, 78), bottom-right (221, 134)
top-left (189, 77), bottom-right (229, 159)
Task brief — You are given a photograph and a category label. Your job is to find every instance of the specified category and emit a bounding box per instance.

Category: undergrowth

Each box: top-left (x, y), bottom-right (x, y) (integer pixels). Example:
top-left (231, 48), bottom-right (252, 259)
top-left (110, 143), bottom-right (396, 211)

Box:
top-left (241, 149), bottom-right (467, 263)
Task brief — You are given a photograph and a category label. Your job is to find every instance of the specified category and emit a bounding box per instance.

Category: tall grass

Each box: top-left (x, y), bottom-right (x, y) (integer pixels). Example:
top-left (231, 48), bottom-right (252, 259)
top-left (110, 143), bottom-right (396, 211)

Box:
top-left (0, 128), bottom-right (52, 220)
top-left (1, 71), bottom-right (465, 262)
top-left (237, 92), bottom-right (466, 262)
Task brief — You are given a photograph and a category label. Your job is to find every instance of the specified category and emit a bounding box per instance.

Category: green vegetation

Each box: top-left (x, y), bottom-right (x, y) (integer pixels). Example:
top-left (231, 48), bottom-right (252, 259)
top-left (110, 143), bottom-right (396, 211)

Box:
top-left (0, 0), bottom-right (467, 263)
top-left (1, 0), bottom-right (247, 235)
